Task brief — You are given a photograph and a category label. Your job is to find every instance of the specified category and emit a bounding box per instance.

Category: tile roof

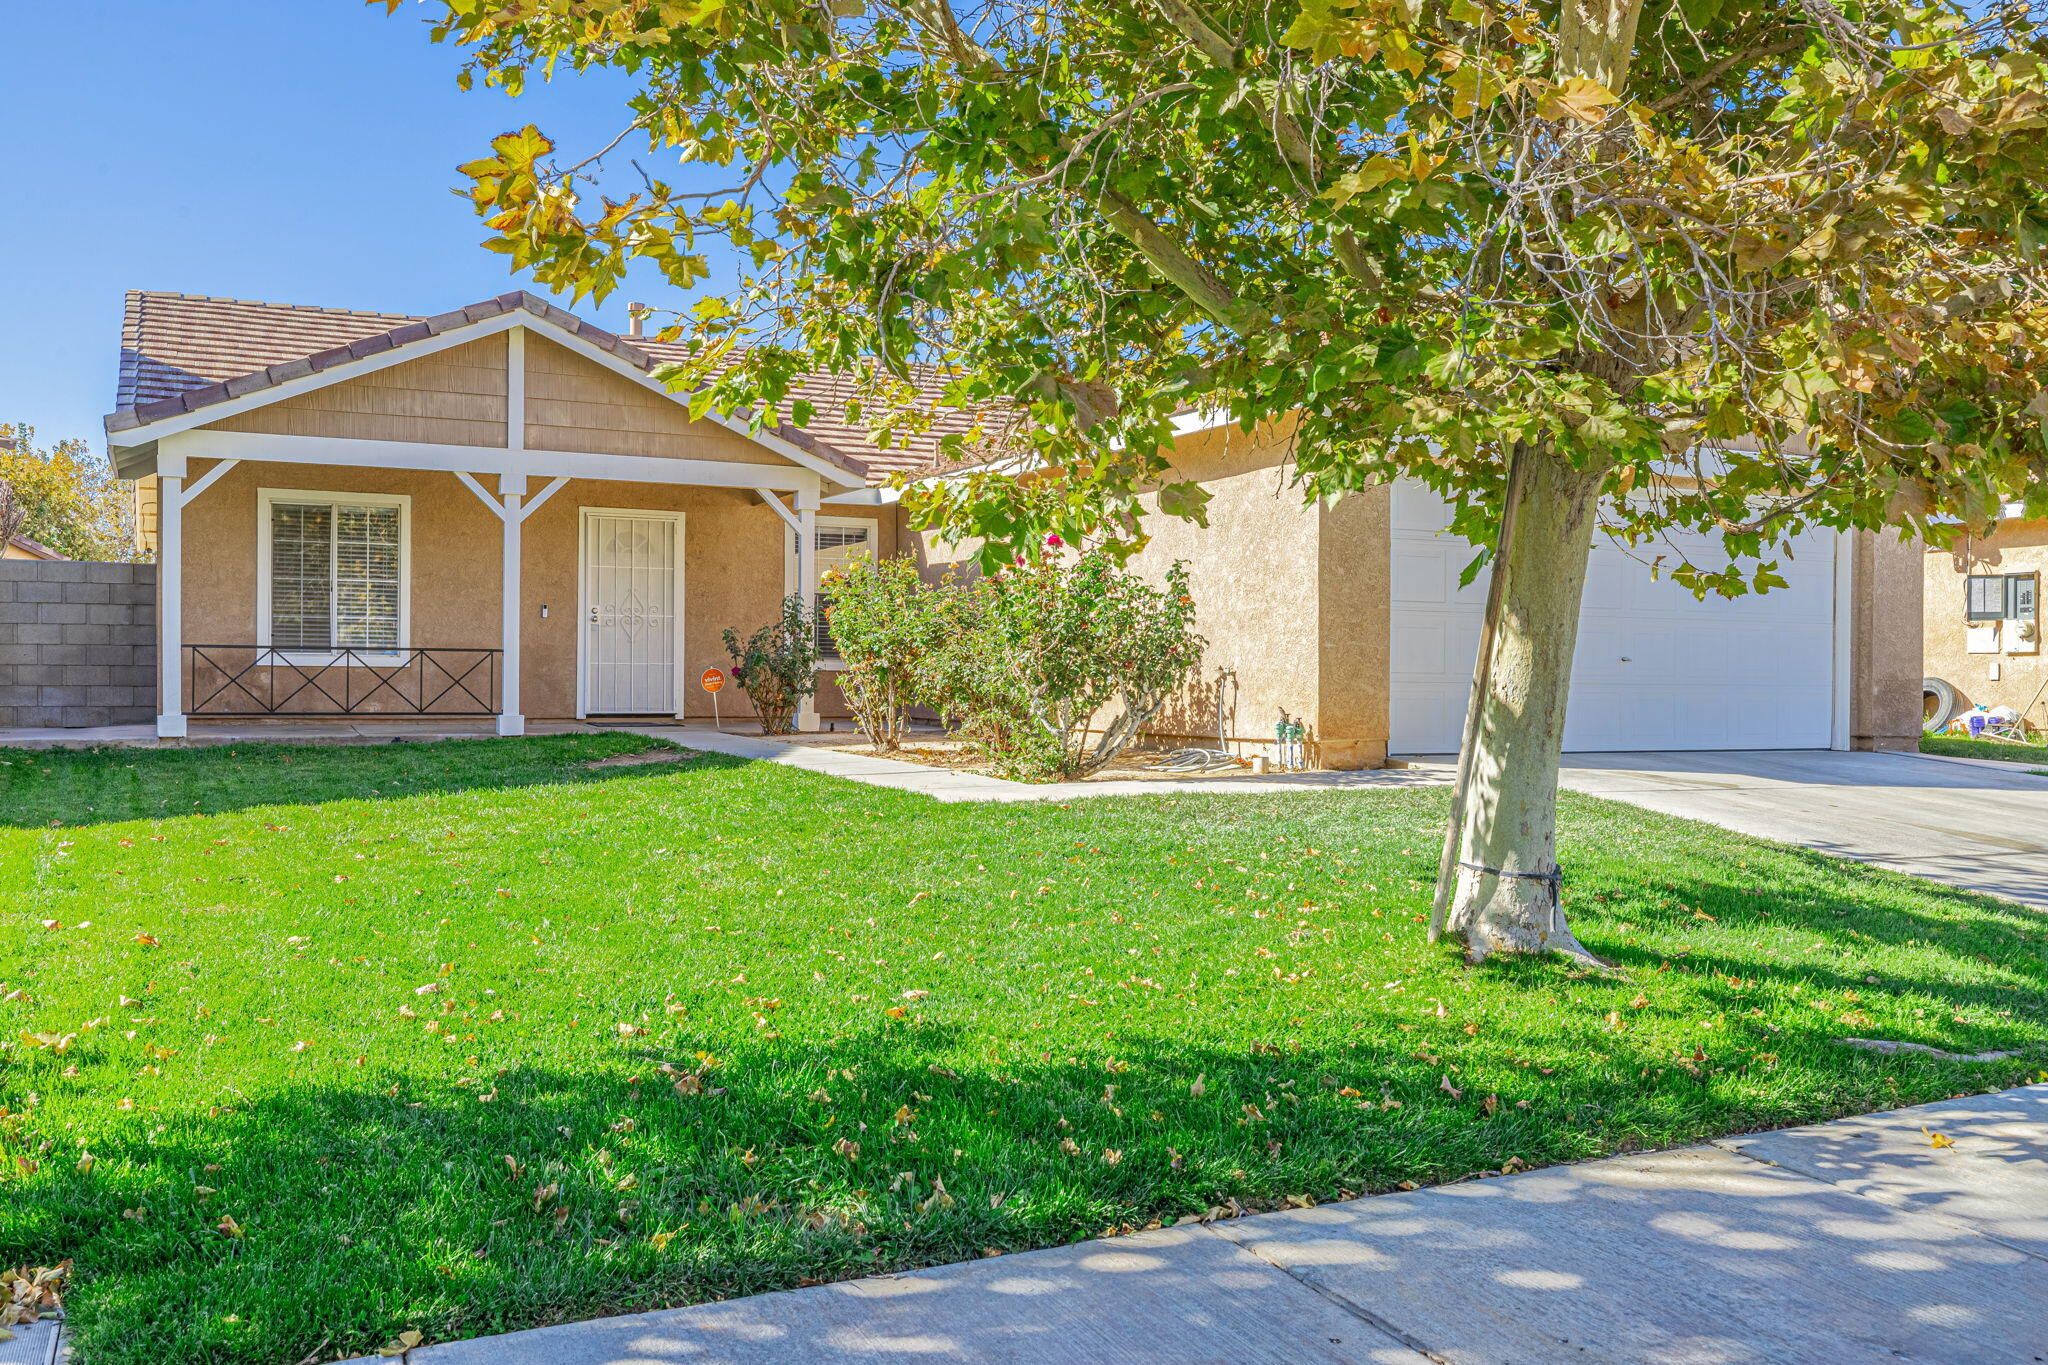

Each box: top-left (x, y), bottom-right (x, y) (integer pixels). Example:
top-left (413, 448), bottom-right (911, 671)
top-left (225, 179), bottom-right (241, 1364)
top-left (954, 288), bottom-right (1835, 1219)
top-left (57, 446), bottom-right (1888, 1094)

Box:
top-left (109, 290), bottom-right (994, 484)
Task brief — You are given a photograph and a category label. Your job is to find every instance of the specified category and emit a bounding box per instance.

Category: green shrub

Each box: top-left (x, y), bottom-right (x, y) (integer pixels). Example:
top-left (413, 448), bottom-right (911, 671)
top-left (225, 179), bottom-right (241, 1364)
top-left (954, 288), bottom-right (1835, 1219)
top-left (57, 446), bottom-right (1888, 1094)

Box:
top-left (722, 595), bottom-right (819, 734)
top-left (821, 555), bottom-right (945, 749)
top-left (926, 548), bottom-right (1202, 780)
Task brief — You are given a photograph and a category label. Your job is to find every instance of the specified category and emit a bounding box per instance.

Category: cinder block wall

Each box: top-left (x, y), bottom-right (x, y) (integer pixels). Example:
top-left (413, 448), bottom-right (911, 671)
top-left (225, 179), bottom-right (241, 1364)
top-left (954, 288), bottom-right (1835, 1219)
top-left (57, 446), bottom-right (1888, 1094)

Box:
top-left (0, 561), bottom-right (157, 729)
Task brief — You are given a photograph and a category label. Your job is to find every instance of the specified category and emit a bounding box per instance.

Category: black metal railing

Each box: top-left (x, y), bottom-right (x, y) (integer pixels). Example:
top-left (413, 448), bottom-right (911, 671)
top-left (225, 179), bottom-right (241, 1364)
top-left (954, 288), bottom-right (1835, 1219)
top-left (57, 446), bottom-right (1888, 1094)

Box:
top-left (185, 646), bottom-right (501, 717)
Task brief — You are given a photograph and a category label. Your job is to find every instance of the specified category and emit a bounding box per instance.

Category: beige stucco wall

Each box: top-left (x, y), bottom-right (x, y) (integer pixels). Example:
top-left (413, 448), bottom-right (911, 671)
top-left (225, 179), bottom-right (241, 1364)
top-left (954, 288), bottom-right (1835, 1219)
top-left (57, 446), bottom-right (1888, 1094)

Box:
top-left (1121, 419), bottom-right (1389, 768)
top-left (1922, 521), bottom-right (2048, 729)
top-left (1847, 529), bottom-right (1925, 750)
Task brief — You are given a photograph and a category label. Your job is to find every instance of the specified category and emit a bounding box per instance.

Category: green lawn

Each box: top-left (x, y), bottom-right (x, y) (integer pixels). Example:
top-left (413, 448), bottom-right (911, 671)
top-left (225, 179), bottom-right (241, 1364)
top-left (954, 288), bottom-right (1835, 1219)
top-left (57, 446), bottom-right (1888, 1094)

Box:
top-left (3, 735), bottom-right (2045, 1365)
top-left (1921, 732), bottom-right (2048, 766)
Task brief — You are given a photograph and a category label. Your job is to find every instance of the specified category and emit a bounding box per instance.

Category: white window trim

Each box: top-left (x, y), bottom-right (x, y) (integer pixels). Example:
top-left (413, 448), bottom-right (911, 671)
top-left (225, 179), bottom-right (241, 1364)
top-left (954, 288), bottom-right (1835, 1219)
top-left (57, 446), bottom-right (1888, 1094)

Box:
top-left (787, 515), bottom-right (879, 671)
top-left (255, 487), bottom-right (412, 667)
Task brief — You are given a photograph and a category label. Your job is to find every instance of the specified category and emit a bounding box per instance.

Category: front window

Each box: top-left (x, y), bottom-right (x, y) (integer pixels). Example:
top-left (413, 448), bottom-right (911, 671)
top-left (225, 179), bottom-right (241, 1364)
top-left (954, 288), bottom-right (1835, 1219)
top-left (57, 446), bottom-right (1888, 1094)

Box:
top-left (263, 492), bottom-right (407, 656)
top-left (794, 521), bottom-right (875, 659)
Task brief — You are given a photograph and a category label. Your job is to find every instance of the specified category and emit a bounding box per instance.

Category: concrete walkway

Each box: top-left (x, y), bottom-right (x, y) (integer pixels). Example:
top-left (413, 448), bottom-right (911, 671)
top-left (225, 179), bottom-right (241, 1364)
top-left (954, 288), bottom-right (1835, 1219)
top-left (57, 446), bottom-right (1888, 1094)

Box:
top-left (326, 1083), bottom-right (2048, 1365)
top-left (650, 725), bottom-right (1445, 801)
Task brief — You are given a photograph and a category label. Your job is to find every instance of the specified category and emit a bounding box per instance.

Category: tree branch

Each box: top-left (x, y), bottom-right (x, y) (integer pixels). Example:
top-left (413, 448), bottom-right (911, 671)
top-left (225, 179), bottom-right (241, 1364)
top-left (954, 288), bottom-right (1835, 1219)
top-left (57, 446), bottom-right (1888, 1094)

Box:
top-left (1148, 0), bottom-right (1389, 296)
top-left (1648, 32), bottom-right (1809, 113)
top-left (899, 0), bottom-right (1280, 338)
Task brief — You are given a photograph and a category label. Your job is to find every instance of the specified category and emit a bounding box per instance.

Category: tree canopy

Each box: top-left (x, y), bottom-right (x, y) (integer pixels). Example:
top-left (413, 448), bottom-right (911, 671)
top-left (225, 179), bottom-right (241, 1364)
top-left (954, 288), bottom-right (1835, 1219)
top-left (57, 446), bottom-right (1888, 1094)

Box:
top-left (416, 0), bottom-right (2048, 577)
top-left (0, 424), bottom-right (137, 561)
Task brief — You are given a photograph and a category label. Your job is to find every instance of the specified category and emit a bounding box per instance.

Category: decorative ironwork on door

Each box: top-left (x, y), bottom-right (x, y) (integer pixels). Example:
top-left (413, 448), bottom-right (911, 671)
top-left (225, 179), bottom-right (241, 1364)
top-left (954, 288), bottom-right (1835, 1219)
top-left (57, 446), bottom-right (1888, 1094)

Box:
top-left (584, 514), bottom-right (679, 714)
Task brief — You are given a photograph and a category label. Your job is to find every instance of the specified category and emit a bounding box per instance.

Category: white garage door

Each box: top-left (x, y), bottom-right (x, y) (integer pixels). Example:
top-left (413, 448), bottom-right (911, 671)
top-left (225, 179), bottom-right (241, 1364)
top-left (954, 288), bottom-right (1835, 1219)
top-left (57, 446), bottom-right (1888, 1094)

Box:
top-left (1389, 481), bottom-right (1839, 753)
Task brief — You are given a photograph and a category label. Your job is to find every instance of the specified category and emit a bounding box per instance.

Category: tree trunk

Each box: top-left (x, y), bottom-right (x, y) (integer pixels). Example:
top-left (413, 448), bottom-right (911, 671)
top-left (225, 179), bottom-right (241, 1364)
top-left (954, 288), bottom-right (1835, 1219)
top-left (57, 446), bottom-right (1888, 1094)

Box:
top-left (1445, 446), bottom-right (1609, 963)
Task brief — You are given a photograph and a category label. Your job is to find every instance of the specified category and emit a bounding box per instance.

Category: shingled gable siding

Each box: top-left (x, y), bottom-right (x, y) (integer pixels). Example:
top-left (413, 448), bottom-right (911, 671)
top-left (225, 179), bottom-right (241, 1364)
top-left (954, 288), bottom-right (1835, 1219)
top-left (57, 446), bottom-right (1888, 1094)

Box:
top-left (203, 334), bottom-right (510, 447)
top-left (0, 560), bottom-right (157, 729)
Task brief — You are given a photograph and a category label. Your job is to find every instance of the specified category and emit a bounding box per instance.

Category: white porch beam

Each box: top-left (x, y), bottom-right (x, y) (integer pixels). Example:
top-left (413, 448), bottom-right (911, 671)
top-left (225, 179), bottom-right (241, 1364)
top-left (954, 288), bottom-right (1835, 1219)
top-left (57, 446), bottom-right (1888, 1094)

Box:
top-left (160, 429), bottom-right (826, 496)
top-left (453, 469), bottom-right (508, 518)
top-left (753, 487), bottom-right (804, 533)
top-left (157, 474), bottom-right (186, 738)
top-left (175, 458), bottom-right (241, 507)
top-left (518, 476), bottom-right (569, 523)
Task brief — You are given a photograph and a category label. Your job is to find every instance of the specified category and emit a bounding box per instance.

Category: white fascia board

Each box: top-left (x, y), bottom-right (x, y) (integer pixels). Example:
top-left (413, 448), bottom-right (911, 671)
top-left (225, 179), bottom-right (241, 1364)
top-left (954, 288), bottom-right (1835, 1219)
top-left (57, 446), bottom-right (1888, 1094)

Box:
top-left (111, 307), bottom-right (866, 493)
top-left (822, 485), bottom-right (901, 506)
top-left (159, 429), bottom-right (823, 495)
top-left (1168, 407), bottom-right (1233, 438)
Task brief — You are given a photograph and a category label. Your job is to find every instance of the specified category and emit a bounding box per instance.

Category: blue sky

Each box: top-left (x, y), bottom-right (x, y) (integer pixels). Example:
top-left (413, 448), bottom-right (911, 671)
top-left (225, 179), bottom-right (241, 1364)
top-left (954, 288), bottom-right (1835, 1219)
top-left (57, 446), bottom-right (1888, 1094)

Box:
top-left (2, 1), bottom-right (723, 449)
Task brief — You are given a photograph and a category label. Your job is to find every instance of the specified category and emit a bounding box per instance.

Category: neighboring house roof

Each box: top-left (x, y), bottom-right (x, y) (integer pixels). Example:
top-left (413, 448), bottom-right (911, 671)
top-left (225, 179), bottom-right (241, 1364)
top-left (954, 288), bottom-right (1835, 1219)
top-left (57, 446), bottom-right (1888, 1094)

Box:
top-left (109, 290), bottom-right (988, 485)
top-left (5, 532), bottom-right (64, 560)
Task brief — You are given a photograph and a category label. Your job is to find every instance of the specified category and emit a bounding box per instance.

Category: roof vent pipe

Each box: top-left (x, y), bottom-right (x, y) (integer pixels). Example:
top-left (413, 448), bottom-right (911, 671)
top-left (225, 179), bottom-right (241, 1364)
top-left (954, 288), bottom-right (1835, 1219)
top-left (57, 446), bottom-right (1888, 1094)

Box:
top-left (625, 303), bottom-right (646, 339)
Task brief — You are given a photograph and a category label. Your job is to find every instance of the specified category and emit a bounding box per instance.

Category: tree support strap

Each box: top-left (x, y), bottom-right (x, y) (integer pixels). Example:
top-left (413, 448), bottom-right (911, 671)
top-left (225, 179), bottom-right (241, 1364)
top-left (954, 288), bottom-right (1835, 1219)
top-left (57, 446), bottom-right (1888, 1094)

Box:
top-left (1457, 861), bottom-right (1563, 886)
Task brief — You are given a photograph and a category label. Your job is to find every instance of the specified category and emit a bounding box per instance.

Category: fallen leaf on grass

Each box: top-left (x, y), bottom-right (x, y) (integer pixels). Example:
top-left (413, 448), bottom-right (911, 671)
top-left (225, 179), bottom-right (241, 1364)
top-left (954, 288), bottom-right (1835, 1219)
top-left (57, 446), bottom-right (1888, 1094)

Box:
top-left (215, 1215), bottom-right (244, 1239)
top-left (378, 1329), bottom-right (424, 1358)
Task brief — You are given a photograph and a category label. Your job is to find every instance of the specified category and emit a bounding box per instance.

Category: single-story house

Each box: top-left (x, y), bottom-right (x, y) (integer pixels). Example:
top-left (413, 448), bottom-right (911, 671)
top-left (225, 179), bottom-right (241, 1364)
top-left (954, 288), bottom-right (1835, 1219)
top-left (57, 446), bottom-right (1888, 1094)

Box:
top-left (1922, 511), bottom-right (2047, 732)
top-left (104, 289), bottom-right (1922, 761)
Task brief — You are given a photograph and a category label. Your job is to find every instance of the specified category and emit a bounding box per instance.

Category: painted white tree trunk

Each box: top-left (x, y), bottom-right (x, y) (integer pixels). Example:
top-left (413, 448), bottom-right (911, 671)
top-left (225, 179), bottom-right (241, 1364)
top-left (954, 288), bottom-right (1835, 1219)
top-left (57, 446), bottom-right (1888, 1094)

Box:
top-left (1445, 446), bottom-right (1609, 962)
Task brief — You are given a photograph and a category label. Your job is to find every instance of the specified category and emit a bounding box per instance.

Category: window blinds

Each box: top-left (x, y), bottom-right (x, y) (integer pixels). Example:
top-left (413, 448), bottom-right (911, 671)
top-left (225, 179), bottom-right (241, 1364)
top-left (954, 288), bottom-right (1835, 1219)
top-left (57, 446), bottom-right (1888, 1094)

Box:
top-left (270, 501), bottom-right (401, 651)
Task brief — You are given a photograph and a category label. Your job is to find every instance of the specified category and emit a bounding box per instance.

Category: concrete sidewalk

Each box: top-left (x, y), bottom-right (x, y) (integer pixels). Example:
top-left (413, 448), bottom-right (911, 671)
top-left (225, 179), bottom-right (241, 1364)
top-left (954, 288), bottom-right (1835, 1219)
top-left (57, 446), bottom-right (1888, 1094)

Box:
top-left (336, 1083), bottom-right (2048, 1365)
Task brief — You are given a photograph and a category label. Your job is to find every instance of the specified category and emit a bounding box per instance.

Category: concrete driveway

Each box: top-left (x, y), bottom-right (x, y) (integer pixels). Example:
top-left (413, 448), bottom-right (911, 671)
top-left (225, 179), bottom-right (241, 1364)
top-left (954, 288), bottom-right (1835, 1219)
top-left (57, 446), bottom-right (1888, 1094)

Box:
top-left (1556, 749), bottom-right (2048, 909)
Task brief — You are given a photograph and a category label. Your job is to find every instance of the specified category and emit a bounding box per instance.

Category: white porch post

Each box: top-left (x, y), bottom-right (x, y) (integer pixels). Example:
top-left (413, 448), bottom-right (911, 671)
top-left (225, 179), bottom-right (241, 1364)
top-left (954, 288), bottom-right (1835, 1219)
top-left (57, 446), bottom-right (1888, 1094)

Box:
top-left (156, 473), bottom-right (186, 738)
top-left (497, 473), bottom-right (526, 736)
top-left (795, 491), bottom-right (819, 733)
top-left (498, 328), bottom-right (529, 737)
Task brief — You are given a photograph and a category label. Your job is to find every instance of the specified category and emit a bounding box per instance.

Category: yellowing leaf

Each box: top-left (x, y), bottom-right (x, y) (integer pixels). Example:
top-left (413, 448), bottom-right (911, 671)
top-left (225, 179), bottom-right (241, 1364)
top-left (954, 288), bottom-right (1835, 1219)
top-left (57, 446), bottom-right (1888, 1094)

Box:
top-left (1924, 1126), bottom-right (1956, 1149)
top-left (1537, 76), bottom-right (1619, 125)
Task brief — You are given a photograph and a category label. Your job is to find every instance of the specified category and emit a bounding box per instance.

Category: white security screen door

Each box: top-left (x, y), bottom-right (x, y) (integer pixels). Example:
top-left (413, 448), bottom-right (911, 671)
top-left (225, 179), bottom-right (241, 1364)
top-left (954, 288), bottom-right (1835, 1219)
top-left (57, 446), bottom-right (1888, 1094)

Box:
top-left (583, 511), bottom-right (681, 714)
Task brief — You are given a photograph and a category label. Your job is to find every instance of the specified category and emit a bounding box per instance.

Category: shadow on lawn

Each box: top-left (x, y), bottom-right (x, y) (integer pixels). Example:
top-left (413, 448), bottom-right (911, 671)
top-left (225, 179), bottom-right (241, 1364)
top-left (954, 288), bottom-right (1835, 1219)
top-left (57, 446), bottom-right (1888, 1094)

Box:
top-left (0, 735), bottom-right (754, 830)
top-left (15, 999), bottom-right (2042, 1365)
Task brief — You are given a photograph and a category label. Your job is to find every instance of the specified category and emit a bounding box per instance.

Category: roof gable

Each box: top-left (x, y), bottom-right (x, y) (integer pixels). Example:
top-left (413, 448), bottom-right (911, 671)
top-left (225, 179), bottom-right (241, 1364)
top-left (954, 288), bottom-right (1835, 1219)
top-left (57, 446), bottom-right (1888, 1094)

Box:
top-left (108, 290), bottom-right (988, 484)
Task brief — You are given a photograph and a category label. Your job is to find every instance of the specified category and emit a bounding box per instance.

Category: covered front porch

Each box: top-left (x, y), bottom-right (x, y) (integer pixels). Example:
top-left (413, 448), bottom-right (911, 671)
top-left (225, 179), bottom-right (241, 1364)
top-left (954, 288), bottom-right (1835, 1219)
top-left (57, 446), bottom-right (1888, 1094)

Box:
top-left (97, 312), bottom-right (900, 741)
top-left (150, 434), bottom-right (863, 739)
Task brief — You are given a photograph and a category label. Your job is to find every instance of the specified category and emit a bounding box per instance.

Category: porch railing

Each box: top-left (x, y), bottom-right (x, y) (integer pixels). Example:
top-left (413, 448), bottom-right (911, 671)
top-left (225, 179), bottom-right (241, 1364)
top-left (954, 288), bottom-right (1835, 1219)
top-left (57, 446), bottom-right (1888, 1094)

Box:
top-left (185, 646), bottom-right (501, 717)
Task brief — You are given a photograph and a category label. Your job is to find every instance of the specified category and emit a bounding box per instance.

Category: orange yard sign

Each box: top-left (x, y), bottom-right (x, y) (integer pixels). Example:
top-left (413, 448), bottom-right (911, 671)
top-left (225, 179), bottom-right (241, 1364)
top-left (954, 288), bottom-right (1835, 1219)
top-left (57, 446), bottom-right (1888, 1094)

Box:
top-left (701, 669), bottom-right (726, 693)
